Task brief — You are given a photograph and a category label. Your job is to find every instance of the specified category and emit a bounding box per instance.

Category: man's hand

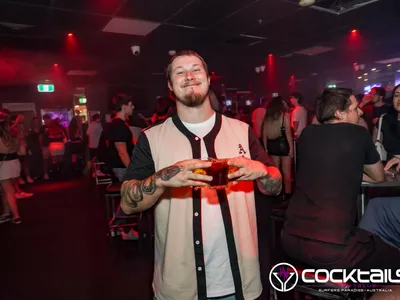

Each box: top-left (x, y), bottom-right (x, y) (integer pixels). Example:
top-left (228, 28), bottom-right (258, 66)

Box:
top-left (227, 157), bottom-right (268, 181)
top-left (156, 159), bottom-right (213, 188)
top-left (227, 157), bottom-right (282, 195)
top-left (385, 157), bottom-right (400, 172)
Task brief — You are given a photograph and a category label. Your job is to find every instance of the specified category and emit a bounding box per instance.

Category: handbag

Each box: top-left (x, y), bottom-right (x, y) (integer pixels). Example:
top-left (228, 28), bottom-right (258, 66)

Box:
top-left (375, 114), bottom-right (387, 161)
top-left (278, 115), bottom-right (290, 154)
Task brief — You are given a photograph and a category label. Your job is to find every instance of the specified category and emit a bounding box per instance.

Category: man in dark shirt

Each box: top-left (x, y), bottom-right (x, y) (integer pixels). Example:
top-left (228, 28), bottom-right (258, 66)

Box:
top-left (360, 87), bottom-right (389, 132)
top-left (107, 94), bottom-right (134, 181)
top-left (282, 88), bottom-right (400, 275)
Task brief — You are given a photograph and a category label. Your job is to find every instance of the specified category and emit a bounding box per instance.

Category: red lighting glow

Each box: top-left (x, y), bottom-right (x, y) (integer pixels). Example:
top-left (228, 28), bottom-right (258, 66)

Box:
top-left (351, 29), bottom-right (357, 33)
top-left (53, 64), bottom-right (58, 67)
top-left (269, 54), bottom-right (273, 56)
top-left (68, 33), bottom-right (73, 37)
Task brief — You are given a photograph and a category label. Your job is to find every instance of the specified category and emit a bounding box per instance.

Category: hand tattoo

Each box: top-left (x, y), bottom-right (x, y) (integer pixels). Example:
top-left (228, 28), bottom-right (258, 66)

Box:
top-left (155, 165), bottom-right (181, 181)
top-left (121, 165), bottom-right (181, 209)
top-left (258, 172), bottom-right (282, 195)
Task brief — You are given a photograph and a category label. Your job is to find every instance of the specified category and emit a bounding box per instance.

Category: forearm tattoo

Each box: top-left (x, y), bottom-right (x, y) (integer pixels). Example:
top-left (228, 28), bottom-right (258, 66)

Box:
top-left (121, 165), bottom-right (181, 208)
top-left (258, 172), bottom-right (282, 195)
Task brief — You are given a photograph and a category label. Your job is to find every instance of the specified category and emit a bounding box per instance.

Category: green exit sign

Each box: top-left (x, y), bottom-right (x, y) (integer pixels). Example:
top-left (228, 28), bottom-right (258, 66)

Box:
top-left (37, 84), bottom-right (54, 92)
top-left (79, 97), bottom-right (87, 104)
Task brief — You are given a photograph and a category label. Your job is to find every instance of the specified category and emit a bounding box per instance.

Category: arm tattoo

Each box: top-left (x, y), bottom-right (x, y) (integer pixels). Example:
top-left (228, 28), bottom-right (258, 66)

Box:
top-left (121, 165), bottom-right (181, 209)
top-left (258, 172), bottom-right (282, 195)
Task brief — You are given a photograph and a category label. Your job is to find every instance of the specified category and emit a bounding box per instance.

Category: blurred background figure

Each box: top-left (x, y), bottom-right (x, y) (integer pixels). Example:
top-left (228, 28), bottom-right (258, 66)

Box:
top-left (252, 98), bottom-right (267, 142)
top-left (86, 113), bottom-right (103, 161)
top-left (151, 97), bottom-right (175, 125)
top-left (262, 96), bottom-right (293, 199)
top-left (0, 109), bottom-right (24, 224)
top-left (47, 119), bottom-right (66, 175)
top-left (26, 117), bottom-right (43, 179)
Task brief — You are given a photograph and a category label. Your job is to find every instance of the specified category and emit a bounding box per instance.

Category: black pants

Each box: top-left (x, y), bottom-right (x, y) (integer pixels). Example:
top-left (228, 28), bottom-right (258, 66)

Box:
top-left (281, 229), bottom-right (400, 271)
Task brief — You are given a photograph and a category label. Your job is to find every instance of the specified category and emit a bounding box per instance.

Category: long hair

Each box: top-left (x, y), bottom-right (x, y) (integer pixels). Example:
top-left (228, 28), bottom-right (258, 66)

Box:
top-left (387, 84), bottom-right (400, 118)
top-left (0, 110), bottom-right (18, 150)
top-left (262, 96), bottom-right (286, 139)
top-left (265, 96), bottom-right (286, 120)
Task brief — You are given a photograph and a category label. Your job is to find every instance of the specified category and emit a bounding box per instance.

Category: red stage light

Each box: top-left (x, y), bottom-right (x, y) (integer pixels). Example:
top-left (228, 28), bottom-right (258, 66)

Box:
top-left (269, 53), bottom-right (273, 56)
top-left (351, 29), bottom-right (357, 33)
top-left (53, 64), bottom-right (58, 67)
top-left (68, 33), bottom-right (73, 37)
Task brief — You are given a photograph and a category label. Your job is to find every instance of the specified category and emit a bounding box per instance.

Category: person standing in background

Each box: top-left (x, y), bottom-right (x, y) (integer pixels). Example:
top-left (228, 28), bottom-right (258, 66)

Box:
top-left (107, 94), bottom-right (134, 181)
top-left (39, 114), bottom-right (51, 180)
top-left (0, 109), bottom-right (29, 224)
top-left (252, 98), bottom-right (267, 141)
top-left (360, 87), bottom-right (389, 132)
top-left (11, 114), bottom-right (34, 184)
top-left (262, 96), bottom-right (293, 198)
top-left (289, 92), bottom-right (307, 139)
top-left (26, 117), bottom-right (43, 179)
top-left (86, 114), bottom-right (103, 160)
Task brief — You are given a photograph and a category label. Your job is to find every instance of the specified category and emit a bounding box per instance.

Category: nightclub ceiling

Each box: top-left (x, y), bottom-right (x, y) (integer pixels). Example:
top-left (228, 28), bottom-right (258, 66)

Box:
top-left (0, 0), bottom-right (399, 87)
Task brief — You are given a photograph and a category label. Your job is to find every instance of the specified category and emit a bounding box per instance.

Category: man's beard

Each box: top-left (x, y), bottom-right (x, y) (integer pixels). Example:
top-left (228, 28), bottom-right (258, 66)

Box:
top-left (177, 90), bottom-right (208, 108)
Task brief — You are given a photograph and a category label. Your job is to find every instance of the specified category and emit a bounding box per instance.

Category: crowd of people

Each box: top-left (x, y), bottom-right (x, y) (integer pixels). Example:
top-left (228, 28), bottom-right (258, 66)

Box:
top-left (103, 50), bottom-right (400, 299)
top-left (1, 49), bottom-right (400, 299)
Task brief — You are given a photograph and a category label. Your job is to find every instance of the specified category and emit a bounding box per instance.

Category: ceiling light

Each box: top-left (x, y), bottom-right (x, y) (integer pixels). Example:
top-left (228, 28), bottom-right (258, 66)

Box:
top-left (299, 0), bottom-right (315, 6)
top-left (168, 50), bottom-right (176, 56)
top-left (255, 67), bottom-right (260, 73)
top-left (359, 64), bottom-right (365, 70)
top-left (260, 66), bottom-right (266, 72)
top-left (387, 64), bottom-right (392, 67)
top-left (358, 76), bottom-right (362, 79)
top-left (364, 79), bottom-right (368, 82)
top-left (397, 70), bottom-right (400, 73)
top-left (371, 68), bottom-right (376, 71)
top-left (354, 65), bottom-right (360, 71)
top-left (364, 73), bottom-right (368, 76)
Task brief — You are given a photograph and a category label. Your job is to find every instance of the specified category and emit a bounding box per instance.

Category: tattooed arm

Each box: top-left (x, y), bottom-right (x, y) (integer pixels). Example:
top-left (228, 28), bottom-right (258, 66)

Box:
top-left (257, 166), bottom-right (282, 195)
top-left (227, 157), bottom-right (282, 196)
top-left (120, 160), bottom-right (213, 214)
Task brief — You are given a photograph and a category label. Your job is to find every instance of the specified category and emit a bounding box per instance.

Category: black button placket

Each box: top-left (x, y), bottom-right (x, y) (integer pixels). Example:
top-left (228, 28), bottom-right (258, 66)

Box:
top-left (172, 115), bottom-right (207, 299)
top-left (203, 114), bottom-right (245, 300)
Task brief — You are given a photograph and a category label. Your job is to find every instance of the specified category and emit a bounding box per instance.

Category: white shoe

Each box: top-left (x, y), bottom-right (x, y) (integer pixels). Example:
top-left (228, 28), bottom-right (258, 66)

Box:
top-left (0, 214), bottom-right (12, 224)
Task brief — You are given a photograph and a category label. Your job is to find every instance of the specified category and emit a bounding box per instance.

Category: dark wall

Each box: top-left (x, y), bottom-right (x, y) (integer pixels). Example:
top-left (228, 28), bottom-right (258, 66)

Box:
top-left (0, 84), bottom-right (71, 116)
